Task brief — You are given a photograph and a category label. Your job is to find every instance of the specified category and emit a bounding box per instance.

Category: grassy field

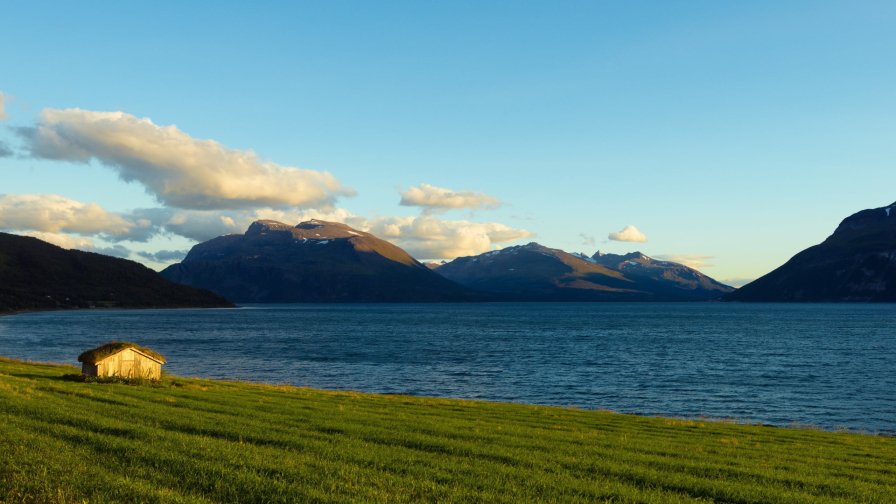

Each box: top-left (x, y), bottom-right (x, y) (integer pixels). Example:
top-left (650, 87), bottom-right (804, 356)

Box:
top-left (0, 358), bottom-right (893, 503)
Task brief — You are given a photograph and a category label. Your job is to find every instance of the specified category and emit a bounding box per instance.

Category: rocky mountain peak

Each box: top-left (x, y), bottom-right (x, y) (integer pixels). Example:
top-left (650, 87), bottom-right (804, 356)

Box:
top-left (590, 251), bottom-right (652, 265)
top-left (161, 220), bottom-right (468, 302)
top-left (295, 219), bottom-right (345, 230)
top-left (817, 202), bottom-right (896, 250)
top-left (292, 220), bottom-right (366, 240)
top-left (246, 220), bottom-right (293, 235)
top-left (243, 219), bottom-right (370, 241)
top-left (435, 241), bottom-right (732, 301)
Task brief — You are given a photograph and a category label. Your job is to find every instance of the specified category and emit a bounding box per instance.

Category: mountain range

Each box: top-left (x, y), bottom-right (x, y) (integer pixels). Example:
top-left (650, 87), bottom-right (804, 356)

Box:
top-left (0, 232), bottom-right (231, 313)
top-left (160, 220), bottom-right (733, 302)
top-left (160, 220), bottom-right (469, 302)
top-left (435, 244), bottom-right (733, 301)
top-left (6, 200), bottom-right (892, 309)
top-left (726, 202), bottom-right (896, 302)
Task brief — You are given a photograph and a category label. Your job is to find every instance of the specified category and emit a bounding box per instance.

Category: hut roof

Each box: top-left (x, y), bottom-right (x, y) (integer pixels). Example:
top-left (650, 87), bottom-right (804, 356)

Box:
top-left (77, 342), bottom-right (166, 364)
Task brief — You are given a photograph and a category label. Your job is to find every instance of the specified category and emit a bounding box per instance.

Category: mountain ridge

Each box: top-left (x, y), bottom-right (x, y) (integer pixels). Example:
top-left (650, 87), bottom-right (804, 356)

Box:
top-left (725, 202), bottom-right (896, 301)
top-left (161, 219), bottom-right (471, 302)
top-left (0, 232), bottom-right (233, 312)
top-left (434, 242), bottom-right (732, 301)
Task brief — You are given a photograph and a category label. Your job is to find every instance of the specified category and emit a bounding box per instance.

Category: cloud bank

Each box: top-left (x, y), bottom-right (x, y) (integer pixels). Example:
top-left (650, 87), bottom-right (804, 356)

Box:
top-left (0, 193), bottom-right (531, 263)
top-left (0, 194), bottom-right (144, 240)
top-left (140, 209), bottom-right (530, 259)
top-left (147, 207), bottom-right (530, 259)
top-left (3, 106), bottom-right (531, 263)
top-left (21, 231), bottom-right (95, 250)
top-left (19, 108), bottom-right (353, 210)
top-left (608, 224), bottom-right (647, 242)
top-left (5, 105), bottom-right (532, 264)
top-left (400, 183), bottom-right (499, 213)
top-left (0, 92), bottom-right (6, 120)
top-left (16, 231), bottom-right (129, 259)
top-left (655, 254), bottom-right (714, 270)
top-left (367, 216), bottom-right (530, 259)
top-left (137, 249), bottom-right (190, 263)
top-left (127, 206), bottom-right (363, 243)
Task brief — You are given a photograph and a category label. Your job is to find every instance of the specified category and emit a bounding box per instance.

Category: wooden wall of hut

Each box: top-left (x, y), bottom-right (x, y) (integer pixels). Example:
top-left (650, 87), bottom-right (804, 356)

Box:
top-left (82, 348), bottom-right (162, 380)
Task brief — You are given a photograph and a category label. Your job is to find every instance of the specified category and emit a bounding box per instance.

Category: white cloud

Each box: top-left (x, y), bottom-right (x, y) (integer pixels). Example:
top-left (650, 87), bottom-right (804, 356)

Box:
top-left (90, 244), bottom-right (132, 258)
top-left (0, 92), bottom-right (6, 120)
top-left (145, 209), bottom-right (531, 260)
top-left (399, 183), bottom-right (499, 213)
top-left (18, 231), bottom-right (132, 259)
top-left (22, 231), bottom-right (96, 250)
top-left (0, 194), bottom-right (364, 247)
top-left (654, 254), bottom-right (714, 270)
top-left (128, 206), bottom-right (364, 243)
top-left (0, 191), bottom-right (529, 263)
top-left (257, 207), bottom-right (365, 229)
top-left (579, 233), bottom-right (596, 248)
top-left (0, 194), bottom-right (142, 239)
top-left (137, 249), bottom-right (189, 263)
top-left (365, 216), bottom-right (531, 260)
top-left (608, 224), bottom-right (647, 242)
top-left (19, 108), bottom-right (353, 210)
top-left (142, 208), bottom-right (244, 242)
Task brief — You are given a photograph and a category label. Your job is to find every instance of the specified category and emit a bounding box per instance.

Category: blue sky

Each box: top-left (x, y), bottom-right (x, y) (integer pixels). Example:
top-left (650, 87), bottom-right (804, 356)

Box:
top-left (1, 1), bottom-right (894, 284)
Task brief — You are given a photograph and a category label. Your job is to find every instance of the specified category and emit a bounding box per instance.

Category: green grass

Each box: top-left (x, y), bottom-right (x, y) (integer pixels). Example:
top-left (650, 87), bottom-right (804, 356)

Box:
top-left (0, 358), bottom-right (893, 503)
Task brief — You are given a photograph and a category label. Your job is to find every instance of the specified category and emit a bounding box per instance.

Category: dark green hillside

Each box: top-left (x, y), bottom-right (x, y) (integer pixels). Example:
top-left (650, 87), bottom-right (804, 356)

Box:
top-left (0, 232), bottom-right (232, 312)
top-left (1, 358), bottom-right (894, 503)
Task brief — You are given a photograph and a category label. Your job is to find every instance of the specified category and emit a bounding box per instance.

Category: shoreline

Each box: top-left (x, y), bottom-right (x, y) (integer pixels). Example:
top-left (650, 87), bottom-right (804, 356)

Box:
top-left (0, 304), bottom-right (237, 318)
top-left (2, 357), bottom-right (893, 502)
top-left (0, 355), bottom-right (888, 437)
top-left (2, 304), bottom-right (893, 435)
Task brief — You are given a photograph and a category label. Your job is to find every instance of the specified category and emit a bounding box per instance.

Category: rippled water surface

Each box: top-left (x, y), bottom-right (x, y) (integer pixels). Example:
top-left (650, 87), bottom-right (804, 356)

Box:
top-left (1, 303), bottom-right (894, 432)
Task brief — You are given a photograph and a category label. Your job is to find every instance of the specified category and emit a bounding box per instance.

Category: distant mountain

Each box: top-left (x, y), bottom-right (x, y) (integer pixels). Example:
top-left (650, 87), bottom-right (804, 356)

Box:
top-left (434, 243), bottom-right (732, 301)
top-left (726, 202), bottom-right (896, 302)
top-left (160, 220), bottom-right (470, 302)
top-left (588, 251), bottom-right (733, 298)
top-left (0, 232), bottom-right (233, 313)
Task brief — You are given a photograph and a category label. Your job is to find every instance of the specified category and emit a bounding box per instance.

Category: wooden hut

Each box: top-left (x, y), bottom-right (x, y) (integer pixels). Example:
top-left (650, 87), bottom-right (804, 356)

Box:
top-left (78, 342), bottom-right (166, 380)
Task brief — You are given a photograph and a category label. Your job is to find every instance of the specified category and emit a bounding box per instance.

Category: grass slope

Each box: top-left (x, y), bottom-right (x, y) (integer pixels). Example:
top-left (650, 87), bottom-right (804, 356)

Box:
top-left (1, 358), bottom-right (893, 503)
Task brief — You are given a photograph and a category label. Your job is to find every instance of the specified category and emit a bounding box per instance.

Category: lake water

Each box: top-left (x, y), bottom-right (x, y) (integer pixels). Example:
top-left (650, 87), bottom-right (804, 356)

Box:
top-left (1, 303), bottom-right (894, 433)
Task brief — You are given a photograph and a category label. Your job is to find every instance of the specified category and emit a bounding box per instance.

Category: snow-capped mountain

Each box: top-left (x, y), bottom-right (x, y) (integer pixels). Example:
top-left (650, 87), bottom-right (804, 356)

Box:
top-left (160, 219), bottom-right (469, 302)
top-left (434, 243), bottom-right (733, 301)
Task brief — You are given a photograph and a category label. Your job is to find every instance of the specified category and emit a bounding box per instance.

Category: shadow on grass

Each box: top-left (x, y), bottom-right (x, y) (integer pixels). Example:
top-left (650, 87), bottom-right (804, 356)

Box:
top-left (60, 373), bottom-right (167, 387)
top-left (5, 372), bottom-right (75, 382)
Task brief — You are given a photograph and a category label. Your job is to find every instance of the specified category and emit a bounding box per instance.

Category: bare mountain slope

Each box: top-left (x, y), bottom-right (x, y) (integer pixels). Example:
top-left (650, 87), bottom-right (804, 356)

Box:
top-left (161, 220), bottom-right (470, 302)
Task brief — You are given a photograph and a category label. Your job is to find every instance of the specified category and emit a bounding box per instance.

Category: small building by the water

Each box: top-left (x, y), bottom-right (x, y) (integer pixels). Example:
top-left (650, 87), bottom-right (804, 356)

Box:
top-left (78, 342), bottom-right (166, 380)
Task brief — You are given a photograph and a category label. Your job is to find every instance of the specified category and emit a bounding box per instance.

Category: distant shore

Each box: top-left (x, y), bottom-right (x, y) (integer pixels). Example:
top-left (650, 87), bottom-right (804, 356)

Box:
top-left (0, 304), bottom-right (237, 317)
